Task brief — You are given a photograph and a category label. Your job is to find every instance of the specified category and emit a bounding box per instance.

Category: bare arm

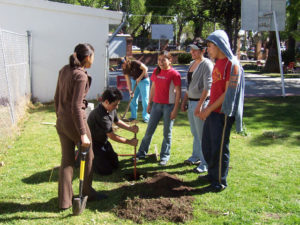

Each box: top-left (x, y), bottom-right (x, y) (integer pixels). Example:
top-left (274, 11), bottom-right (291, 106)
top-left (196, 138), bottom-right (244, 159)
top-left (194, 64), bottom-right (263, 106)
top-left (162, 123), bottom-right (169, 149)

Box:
top-left (124, 74), bottom-right (132, 93)
top-left (199, 81), bottom-right (229, 120)
top-left (194, 89), bottom-right (209, 117)
top-left (147, 82), bottom-right (155, 114)
top-left (136, 63), bottom-right (148, 84)
top-left (116, 120), bottom-right (139, 133)
top-left (180, 92), bottom-right (188, 112)
top-left (107, 132), bottom-right (138, 147)
top-left (170, 85), bottom-right (181, 120)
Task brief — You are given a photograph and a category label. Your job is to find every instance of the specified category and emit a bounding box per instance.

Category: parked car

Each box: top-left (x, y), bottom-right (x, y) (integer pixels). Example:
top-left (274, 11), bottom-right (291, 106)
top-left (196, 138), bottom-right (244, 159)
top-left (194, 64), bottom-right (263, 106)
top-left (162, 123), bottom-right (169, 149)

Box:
top-left (247, 47), bottom-right (256, 60)
top-left (132, 45), bottom-right (141, 51)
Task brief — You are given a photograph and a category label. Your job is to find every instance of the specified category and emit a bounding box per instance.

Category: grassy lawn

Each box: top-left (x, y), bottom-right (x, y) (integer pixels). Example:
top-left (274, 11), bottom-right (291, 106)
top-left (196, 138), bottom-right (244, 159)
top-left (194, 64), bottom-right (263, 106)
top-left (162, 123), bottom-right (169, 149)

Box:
top-left (0, 97), bottom-right (299, 224)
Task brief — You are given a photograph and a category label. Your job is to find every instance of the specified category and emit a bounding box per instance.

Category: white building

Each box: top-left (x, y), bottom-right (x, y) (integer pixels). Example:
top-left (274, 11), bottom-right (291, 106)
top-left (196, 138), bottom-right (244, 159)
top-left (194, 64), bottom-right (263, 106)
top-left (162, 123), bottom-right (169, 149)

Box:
top-left (0, 0), bottom-right (123, 102)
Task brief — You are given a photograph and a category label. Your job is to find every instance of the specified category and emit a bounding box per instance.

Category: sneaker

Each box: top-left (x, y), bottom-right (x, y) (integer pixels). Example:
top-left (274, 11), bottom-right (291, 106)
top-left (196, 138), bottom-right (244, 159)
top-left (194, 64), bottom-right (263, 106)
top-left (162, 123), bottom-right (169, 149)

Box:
top-left (206, 184), bottom-right (227, 192)
top-left (184, 159), bottom-right (201, 165)
top-left (143, 119), bottom-right (149, 123)
top-left (159, 160), bottom-right (167, 166)
top-left (132, 155), bottom-right (145, 161)
top-left (193, 166), bottom-right (207, 174)
top-left (128, 118), bottom-right (136, 122)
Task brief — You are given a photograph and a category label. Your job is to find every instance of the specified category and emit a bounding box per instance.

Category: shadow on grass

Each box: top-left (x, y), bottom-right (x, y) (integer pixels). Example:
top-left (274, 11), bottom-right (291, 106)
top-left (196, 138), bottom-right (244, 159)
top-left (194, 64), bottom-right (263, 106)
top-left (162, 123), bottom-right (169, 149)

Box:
top-left (0, 197), bottom-right (61, 221)
top-left (244, 97), bottom-right (300, 146)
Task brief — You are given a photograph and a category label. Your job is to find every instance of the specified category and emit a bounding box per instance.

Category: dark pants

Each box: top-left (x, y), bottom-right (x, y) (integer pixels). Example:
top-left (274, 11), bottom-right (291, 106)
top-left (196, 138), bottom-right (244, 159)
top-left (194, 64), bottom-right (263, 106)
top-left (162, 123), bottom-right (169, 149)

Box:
top-left (56, 117), bottom-right (96, 209)
top-left (202, 112), bottom-right (235, 187)
top-left (93, 141), bottom-right (119, 175)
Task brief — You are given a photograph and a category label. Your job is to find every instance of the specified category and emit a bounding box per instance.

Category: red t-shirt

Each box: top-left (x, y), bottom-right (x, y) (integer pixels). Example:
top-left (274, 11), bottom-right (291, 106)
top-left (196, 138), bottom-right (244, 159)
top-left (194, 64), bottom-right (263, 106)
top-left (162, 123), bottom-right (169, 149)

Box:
top-left (209, 58), bottom-right (231, 113)
top-left (151, 67), bottom-right (181, 104)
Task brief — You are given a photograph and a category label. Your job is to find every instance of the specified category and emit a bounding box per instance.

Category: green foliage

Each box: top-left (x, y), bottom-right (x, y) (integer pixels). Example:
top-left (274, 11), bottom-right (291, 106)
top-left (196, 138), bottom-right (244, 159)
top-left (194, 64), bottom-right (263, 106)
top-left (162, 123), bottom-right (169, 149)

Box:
top-left (177, 53), bottom-right (192, 64)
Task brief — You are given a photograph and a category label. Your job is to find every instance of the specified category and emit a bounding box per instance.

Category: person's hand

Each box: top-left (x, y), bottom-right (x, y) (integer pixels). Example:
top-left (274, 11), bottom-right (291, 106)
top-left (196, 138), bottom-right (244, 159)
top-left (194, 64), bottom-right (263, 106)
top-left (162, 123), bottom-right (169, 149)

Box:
top-left (147, 103), bottom-right (152, 114)
top-left (199, 108), bottom-right (211, 120)
top-left (80, 134), bottom-right (90, 150)
top-left (181, 102), bottom-right (187, 112)
top-left (131, 125), bottom-right (139, 133)
top-left (129, 90), bottom-right (134, 98)
top-left (127, 138), bottom-right (138, 147)
top-left (136, 76), bottom-right (142, 84)
top-left (170, 109), bottom-right (178, 120)
top-left (194, 106), bottom-right (201, 118)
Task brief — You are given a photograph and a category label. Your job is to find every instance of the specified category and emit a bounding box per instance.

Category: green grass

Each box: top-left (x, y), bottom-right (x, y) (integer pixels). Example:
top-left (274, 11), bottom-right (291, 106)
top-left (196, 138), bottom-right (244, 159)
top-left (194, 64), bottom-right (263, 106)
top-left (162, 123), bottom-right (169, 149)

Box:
top-left (0, 97), bottom-right (300, 224)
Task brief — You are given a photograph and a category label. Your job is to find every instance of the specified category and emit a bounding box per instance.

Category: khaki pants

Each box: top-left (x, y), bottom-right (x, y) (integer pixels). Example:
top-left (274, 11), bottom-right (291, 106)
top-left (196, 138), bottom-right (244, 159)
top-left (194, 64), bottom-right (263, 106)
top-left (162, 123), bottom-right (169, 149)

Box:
top-left (56, 117), bottom-right (96, 209)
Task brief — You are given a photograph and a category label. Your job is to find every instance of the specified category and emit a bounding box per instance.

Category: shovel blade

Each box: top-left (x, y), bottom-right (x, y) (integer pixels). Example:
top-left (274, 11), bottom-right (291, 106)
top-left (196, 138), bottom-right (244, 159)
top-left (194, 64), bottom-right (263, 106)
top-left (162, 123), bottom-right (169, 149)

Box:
top-left (72, 196), bottom-right (88, 216)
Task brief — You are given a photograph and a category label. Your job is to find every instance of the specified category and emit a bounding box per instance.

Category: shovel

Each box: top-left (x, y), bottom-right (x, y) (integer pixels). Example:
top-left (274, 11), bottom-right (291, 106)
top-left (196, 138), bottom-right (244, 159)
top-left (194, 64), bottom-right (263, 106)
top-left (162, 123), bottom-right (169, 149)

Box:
top-left (72, 149), bottom-right (88, 215)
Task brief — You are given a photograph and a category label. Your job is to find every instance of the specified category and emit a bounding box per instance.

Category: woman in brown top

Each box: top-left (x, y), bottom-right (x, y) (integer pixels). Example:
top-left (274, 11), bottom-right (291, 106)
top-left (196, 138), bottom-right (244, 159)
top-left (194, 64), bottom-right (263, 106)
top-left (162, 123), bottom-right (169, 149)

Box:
top-left (54, 43), bottom-right (102, 210)
top-left (121, 57), bottom-right (150, 123)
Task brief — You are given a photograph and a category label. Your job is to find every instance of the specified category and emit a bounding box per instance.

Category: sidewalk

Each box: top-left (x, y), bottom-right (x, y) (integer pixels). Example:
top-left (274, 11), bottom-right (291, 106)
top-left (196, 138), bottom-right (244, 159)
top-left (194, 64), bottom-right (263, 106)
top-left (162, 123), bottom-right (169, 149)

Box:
top-left (109, 65), bottom-right (300, 100)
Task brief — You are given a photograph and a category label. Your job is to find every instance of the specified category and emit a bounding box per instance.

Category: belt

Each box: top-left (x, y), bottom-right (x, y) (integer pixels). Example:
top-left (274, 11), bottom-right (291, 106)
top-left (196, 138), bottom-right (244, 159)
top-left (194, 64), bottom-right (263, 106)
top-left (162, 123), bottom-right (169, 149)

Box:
top-left (188, 96), bottom-right (210, 101)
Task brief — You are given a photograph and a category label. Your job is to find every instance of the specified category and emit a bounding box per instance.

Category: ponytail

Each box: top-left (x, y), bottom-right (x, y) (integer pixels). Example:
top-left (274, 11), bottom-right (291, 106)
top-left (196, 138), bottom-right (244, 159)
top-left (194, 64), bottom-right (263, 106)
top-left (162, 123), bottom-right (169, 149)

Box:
top-left (69, 43), bottom-right (94, 68)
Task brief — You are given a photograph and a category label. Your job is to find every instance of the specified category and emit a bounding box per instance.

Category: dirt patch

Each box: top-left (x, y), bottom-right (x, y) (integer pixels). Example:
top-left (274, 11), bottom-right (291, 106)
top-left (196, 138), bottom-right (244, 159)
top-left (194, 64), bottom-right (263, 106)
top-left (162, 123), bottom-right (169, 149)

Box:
top-left (114, 172), bottom-right (195, 223)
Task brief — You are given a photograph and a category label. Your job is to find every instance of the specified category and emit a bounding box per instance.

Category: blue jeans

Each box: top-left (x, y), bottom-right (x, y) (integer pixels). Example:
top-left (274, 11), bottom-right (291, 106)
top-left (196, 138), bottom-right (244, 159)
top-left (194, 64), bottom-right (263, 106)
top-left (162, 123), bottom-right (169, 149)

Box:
top-left (187, 100), bottom-right (207, 169)
top-left (202, 112), bottom-right (235, 187)
top-left (130, 78), bottom-right (150, 121)
top-left (137, 103), bottom-right (175, 161)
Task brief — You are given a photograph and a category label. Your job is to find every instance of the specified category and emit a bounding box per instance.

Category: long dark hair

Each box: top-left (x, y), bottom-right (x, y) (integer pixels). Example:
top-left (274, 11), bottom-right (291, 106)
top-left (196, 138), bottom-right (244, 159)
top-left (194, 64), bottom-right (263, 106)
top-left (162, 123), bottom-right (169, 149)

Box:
top-left (69, 43), bottom-right (94, 68)
top-left (120, 56), bottom-right (132, 73)
top-left (155, 50), bottom-right (172, 75)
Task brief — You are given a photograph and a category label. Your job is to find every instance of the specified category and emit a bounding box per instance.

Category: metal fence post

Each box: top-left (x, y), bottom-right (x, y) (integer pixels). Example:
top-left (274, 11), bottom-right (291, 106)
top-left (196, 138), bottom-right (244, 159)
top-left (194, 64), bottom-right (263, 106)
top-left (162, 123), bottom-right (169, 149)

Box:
top-left (27, 30), bottom-right (32, 98)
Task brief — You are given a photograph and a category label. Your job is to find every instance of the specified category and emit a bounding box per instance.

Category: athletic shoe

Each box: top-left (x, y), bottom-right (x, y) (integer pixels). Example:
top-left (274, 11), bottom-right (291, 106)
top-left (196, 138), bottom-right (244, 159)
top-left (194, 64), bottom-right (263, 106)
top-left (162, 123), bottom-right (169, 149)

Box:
top-left (206, 184), bottom-right (227, 192)
top-left (143, 119), bottom-right (149, 123)
top-left (128, 118), bottom-right (136, 121)
top-left (159, 160), bottom-right (167, 166)
top-left (184, 159), bottom-right (201, 165)
top-left (193, 166), bottom-right (207, 174)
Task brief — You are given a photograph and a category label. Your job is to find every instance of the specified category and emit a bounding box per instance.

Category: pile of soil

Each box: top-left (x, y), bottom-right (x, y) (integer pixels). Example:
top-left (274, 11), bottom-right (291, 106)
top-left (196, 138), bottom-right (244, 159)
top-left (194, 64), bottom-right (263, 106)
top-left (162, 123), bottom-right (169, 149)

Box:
top-left (114, 172), bottom-right (195, 223)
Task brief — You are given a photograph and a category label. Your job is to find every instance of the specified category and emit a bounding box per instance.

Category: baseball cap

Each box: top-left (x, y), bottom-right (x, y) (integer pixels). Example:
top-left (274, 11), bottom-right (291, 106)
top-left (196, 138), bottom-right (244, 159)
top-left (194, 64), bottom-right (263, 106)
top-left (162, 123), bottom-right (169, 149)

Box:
top-left (189, 40), bottom-right (205, 50)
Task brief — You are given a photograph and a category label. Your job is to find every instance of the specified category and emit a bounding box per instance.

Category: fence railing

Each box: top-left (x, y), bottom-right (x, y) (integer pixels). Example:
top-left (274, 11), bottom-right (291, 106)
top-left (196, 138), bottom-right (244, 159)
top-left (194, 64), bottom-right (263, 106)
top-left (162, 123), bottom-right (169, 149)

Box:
top-left (0, 28), bottom-right (31, 144)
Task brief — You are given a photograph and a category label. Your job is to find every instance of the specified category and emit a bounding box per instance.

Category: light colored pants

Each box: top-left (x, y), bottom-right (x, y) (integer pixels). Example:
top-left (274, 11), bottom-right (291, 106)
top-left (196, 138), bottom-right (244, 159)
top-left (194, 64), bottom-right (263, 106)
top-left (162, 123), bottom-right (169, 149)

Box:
top-left (187, 100), bottom-right (207, 169)
top-left (130, 78), bottom-right (150, 121)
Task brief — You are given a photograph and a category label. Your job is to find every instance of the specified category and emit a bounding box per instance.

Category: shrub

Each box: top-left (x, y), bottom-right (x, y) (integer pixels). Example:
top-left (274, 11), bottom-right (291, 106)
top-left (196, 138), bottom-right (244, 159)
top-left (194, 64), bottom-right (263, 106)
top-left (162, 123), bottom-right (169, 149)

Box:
top-left (178, 53), bottom-right (192, 64)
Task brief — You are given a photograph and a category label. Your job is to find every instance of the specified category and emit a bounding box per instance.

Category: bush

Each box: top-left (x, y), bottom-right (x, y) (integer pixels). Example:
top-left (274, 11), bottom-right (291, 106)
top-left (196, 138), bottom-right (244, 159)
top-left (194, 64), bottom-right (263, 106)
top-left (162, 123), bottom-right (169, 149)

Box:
top-left (178, 53), bottom-right (192, 64)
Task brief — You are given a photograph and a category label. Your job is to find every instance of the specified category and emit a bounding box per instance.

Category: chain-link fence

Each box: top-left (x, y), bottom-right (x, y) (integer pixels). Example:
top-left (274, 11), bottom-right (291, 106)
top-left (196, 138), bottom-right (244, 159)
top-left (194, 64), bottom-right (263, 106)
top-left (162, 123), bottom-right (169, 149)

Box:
top-left (0, 28), bottom-right (31, 144)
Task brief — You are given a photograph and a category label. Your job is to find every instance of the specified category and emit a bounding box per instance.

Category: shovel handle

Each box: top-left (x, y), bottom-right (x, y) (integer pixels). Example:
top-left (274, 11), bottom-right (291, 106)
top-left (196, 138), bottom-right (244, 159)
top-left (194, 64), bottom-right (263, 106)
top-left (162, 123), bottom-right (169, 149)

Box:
top-left (79, 151), bottom-right (87, 198)
top-left (122, 82), bottom-right (138, 120)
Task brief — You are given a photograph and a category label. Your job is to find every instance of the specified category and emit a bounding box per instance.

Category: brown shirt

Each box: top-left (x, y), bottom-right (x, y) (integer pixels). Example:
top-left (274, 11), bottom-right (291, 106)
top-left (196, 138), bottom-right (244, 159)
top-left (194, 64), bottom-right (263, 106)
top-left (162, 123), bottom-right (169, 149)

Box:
top-left (123, 60), bottom-right (148, 80)
top-left (54, 65), bottom-right (92, 135)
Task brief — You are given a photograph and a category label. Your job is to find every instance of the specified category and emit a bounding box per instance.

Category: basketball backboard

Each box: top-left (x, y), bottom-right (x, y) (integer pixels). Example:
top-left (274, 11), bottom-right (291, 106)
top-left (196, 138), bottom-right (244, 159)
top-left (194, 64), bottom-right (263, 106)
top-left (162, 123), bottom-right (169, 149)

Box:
top-left (241, 0), bottom-right (286, 31)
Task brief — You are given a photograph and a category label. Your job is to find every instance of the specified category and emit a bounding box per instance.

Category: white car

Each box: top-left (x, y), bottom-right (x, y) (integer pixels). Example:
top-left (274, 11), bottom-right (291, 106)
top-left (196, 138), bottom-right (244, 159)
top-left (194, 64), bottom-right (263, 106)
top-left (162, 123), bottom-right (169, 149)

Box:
top-left (132, 45), bottom-right (141, 51)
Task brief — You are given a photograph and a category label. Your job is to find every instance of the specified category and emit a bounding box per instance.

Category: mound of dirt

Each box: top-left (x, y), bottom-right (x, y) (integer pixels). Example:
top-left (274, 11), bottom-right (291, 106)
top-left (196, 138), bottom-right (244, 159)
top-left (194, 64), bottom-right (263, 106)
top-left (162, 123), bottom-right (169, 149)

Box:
top-left (114, 172), bottom-right (195, 223)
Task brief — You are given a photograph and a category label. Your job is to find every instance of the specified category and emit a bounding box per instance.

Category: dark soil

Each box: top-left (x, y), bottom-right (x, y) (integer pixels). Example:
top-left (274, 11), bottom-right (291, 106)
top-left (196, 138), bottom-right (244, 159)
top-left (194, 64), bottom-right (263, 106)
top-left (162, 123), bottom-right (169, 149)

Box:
top-left (114, 172), bottom-right (195, 223)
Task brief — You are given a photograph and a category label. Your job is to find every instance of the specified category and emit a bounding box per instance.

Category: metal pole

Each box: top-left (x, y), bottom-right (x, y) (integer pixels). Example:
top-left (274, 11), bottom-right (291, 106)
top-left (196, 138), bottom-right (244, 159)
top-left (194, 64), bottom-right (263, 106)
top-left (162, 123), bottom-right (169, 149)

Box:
top-left (273, 11), bottom-right (285, 97)
top-left (26, 30), bottom-right (32, 98)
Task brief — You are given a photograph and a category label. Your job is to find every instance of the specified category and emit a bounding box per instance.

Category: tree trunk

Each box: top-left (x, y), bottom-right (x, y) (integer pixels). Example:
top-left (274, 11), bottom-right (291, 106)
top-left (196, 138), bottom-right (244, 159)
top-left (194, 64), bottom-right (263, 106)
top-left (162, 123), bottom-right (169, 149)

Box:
top-left (232, 17), bottom-right (239, 54)
top-left (194, 19), bottom-right (204, 39)
top-left (177, 23), bottom-right (184, 47)
top-left (264, 32), bottom-right (279, 73)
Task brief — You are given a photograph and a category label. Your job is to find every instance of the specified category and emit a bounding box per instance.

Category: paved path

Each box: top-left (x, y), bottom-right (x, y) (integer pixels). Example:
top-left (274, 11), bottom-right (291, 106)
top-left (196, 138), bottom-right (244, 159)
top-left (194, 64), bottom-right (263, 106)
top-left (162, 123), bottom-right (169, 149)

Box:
top-left (109, 65), bottom-right (300, 99)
